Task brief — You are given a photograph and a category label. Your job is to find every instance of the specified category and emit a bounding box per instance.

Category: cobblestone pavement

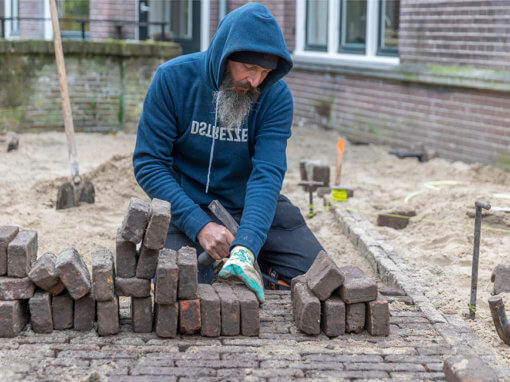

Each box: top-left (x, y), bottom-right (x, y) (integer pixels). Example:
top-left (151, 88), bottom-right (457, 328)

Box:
top-left (0, 291), bottom-right (451, 381)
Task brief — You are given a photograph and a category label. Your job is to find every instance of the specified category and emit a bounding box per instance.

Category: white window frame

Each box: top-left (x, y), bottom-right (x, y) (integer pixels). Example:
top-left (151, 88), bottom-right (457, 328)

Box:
top-left (4, 0), bottom-right (19, 39)
top-left (295, 0), bottom-right (399, 67)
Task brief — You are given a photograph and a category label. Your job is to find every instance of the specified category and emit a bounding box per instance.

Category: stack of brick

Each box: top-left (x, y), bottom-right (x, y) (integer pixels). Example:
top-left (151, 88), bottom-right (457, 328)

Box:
top-left (0, 226), bottom-right (36, 337)
top-left (292, 250), bottom-right (389, 337)
top-left (115, 197), bottom-right (171, 334)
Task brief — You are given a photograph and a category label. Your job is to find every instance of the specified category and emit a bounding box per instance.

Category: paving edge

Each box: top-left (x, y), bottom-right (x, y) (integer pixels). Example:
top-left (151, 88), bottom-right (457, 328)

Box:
top-left (331, 206), bottom-right (509, 379)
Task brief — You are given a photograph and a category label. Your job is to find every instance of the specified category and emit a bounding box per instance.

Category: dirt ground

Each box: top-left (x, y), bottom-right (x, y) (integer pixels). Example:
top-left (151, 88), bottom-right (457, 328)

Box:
top-left (1, 125), bottom-right (509, 368)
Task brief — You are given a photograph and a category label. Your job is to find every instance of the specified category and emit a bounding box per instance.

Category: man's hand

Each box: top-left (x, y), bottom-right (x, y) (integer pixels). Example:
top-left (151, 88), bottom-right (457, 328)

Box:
top-left (219, 246), bottom-right (265, 304)
top-left (197, 222), bottom-right (235, 261)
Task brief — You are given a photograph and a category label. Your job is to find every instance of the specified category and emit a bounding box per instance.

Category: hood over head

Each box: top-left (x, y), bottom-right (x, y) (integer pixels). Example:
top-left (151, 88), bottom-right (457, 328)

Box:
top-left (203, 2), bottom-right (293, 92)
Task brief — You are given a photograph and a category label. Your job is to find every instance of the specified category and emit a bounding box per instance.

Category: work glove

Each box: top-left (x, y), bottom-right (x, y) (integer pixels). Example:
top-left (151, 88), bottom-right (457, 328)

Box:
top-left (218, 245), bottom-right (265, 305)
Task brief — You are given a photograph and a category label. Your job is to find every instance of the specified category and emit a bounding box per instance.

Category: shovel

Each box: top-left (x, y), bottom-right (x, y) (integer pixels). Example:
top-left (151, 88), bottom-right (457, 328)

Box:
top-left (49, 0), bottom-right (95, 209)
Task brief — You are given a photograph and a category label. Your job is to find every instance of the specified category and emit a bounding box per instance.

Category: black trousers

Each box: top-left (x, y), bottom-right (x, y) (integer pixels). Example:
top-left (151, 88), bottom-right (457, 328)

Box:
top-left (164, 195), bottom-right (323, 284)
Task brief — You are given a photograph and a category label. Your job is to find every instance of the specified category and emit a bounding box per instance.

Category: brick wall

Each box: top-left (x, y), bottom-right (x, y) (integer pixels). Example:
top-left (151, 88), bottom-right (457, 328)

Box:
top-left (286, 70), bottom-right (510, 168)
top-left (209, 0), bottom-right (219, 43)
top-left (0, 40), bottom-right (181, 133)
top-left (89, 0), bottom-right (137, 40)
top-left (19, 0), bottom-right (44, 39)
top-left (400, 0), bottom-right (510, 70)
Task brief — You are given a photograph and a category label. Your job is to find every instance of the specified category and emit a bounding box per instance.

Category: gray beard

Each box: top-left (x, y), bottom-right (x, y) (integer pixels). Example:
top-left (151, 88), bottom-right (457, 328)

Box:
top-left (213, 73), bottom-right (260, 131)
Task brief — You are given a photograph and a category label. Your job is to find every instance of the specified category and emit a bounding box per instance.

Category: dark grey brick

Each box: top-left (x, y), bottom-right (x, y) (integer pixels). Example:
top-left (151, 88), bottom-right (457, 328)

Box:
top-left (155, 248), bottom-right (178, 304)
top-left (443, 354), bottom-right (498, 382)
top-left (321, 295), bottom-right (345, 337)
top-left (120, 197), bottom-right (151, 244)
top-left (366, 295), bottom-right (390, 336)
top-left (74, 292), bottom-right (95, 331)
top-left (92, 249), bottom-right (115, 302)
top-left (136, 246), bottom-right (159, 280)
top-left (0, 300), bottom-right (28, 337)
top-left (177, 247), bottom-right (198, 300)
top-left (29, 290), bottom-right (53, 333)
top-left (52, 291), bottom-right (74, 330)
top-left (346, 302), bottom-right (365, 333)
top-left (97, 296), bottom-right (120, 336)
top-left (305, 250), bottom-right (344, 301)
top-left (115, 229), bottom-right (137, 278)
top-left (0, 226), bottom-right (19, 276)
top-left (28, 252), bottom-right (64, 295)
top-left (293, 282), bottom-right (320, 335)
top-left (7, 230), bottom-right (37, 278)
top-left (212, 283), bottom-right (239, 336)
top-left (132, 296), bottom-right (153, 333)
top-left (0, 276), bottom-right (34, 300)
top-left (115, 278), bottom-right (151, 297)
top-left (143, 198), bottom-right (171, 250)
top-left (55, 248), bottom-right (91, 300)
top-left (198, 283), bottom-right (220, 337)
top-left (338, 265), bottom-right (377, 304)
top-left (232, 284), bottom-right (260, 337)
top-left (154, 303), bottom-right (178, 338)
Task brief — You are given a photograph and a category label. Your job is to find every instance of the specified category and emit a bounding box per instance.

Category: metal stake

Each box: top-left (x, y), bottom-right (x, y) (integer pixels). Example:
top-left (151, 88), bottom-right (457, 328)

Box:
top-left (469, 200), bottom-right (491, 319)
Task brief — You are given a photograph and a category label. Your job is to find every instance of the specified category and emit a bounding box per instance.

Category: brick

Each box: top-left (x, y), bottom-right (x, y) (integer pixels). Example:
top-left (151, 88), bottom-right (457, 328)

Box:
top-left (120, 197), bottom-right (151, 244)
top-left (177, 247), bottom-right (198, 300)
top-left (366, 295), bottom-right (390, 336)
top-left (491, 262), bottom-right (510, 295)
top-left (97, 296), bottom-right (120, 336)
top-left (55, 248), bottom-right (92, 300)
top-left (115, 229), bottom-right (137, 278)
top-left (232, 284), bottom-right (260, 337)
top-left (179, 299), bottom-right (201, 335)
top-left (28, 252), bottom-right (65, 295)
top-left (115, 278), bottom-right (151, 297)
top-left (212, 283), bottom-right (239, 336)
top-left (143, 198), bottom-right (171, 250)
top-left (379, 286), bottom-right (406, 296)
top-left (92, 249), bottom-right (115, 301)
top-left (198, 283), bottom-right (220, 337)
top-left (345, 302), bottom-right (365, 333)
top-left (443, 354), bottom-right (498, 382)
top-left (338, 265), bottom-right (377, 304)
top-left (305, 250), bottom-right (344, 301)
top-left (155, 248), bottom-right (178, 304)
top-left (74, 292), bottom-right (95, 331)
top-left (291, 274), bottom-right (306, 301)
top-left (52, 291), bottom-right (74, 330)
top-left (376, 210), bottom-right (416, 230)
top-left (312, 164), bottom-right (330, 189)
top-left (293, 282), bottom-right (320, 335)
top-left (154, 303), bottom-right (178, 338)
top-left (321, 295), bottom-right (345, 337)
top-left (7, 230), bottom-right (37, 277)
top-left (0, 277), bottom-right (34, 300)
top-left (0, 300), bottom-right (28, 337)
top-left (132, 296), bottom-right (153, 333)
top-left (136, 246), bottom-right (159, 280)
top-left (0, 226), bottom-right (19, 276)
top-left (29, 291), bottom-right (53, 333)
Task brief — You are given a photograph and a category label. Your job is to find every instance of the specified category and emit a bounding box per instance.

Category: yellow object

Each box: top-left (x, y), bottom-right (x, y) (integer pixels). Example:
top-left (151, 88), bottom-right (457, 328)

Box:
top-left (331, 188), bottom-right (347, 202)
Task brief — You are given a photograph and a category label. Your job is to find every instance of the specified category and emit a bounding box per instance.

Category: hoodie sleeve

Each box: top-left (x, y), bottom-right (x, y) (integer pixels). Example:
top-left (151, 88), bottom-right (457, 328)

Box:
top-left (231, 83), bottom-right (293, 256)
top-left (133, 68), bottom-right (213, 241)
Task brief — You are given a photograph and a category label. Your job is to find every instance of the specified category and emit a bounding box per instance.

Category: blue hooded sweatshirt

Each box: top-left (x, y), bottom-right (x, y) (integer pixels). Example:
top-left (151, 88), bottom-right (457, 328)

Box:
top-left (133, 3), bottom-right (293, 257)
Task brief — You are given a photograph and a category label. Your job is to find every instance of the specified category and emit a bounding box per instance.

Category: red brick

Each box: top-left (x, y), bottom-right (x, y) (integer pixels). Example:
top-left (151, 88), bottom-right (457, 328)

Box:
top-left (179, 299), bottom-right (201, 335)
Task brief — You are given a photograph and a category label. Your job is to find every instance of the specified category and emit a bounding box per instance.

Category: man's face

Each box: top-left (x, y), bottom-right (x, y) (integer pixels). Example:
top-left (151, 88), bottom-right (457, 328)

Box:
top-left (226, 60), bottom-right (272, 92)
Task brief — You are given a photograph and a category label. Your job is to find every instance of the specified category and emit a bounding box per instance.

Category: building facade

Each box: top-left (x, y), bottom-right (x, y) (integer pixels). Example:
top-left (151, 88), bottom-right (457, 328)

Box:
top-left (2, 0), bottom-right (510, 167)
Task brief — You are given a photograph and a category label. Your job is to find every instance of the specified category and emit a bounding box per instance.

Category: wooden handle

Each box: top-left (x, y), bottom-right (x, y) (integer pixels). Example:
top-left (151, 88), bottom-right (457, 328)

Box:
top-left (49, 0), bottom-right (80, 181)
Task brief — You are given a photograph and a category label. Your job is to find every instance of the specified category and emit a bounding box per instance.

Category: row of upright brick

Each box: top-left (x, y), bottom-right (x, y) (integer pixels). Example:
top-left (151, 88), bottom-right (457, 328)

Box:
top-left (291, 250), bottom-right (389, 337)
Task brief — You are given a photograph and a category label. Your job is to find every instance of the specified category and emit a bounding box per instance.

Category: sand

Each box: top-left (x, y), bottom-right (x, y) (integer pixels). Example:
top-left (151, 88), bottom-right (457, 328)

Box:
top-left (1, 126), bottom-right (509, 367)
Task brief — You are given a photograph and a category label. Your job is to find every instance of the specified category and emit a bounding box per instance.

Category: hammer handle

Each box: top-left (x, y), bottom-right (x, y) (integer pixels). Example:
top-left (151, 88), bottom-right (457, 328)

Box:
top-left (198, 200), bottom-right (239, 266)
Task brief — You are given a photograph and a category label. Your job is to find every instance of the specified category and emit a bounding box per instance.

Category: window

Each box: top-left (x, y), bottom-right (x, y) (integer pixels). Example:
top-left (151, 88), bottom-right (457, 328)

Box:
top-left (5, 0), bottom-right (19, 37)
top-left (296, 0), bottom-right (400, 64)
top-left (305, 0), bottom-right (328, 51)
top-left (57, 0), bottom-right (89, 38)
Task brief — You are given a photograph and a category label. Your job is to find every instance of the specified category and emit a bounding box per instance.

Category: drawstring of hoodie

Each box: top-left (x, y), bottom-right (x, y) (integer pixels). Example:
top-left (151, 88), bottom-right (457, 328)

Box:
top-left (205, 101), bottom-right (218, 194)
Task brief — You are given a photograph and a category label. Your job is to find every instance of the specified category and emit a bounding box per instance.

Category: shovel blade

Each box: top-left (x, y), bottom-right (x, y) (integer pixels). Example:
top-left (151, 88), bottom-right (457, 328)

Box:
top-left (56, 182), bottom-right (78, 210)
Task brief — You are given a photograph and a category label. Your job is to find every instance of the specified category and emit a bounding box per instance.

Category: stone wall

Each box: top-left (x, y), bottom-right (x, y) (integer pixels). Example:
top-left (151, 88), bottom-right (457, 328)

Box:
top-left (0, 40), bottom-right (181, 133)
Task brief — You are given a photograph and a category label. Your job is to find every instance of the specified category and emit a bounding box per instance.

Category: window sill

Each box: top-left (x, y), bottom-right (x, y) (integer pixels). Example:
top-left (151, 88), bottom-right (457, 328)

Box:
top-left (291, 51), bottom-right (510, 92)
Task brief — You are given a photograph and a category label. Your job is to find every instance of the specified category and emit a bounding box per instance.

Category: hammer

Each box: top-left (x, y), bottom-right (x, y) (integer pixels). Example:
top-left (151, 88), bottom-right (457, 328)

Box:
top-left (488, 295), bottom-right (510, 345)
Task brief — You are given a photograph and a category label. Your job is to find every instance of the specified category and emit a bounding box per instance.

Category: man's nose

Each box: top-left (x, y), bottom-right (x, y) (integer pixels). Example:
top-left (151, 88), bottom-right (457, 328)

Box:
top-left (247, 72), bottom-right (262, 88)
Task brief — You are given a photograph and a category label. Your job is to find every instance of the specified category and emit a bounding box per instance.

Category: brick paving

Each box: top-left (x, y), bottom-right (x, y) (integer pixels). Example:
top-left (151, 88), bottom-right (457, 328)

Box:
top-left (0, 291), bottom-right (450, 381)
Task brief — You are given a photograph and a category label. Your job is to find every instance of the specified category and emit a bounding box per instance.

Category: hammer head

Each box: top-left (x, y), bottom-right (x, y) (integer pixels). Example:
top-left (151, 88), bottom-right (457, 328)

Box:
top-left (488, 295), bottom-right (510, 345)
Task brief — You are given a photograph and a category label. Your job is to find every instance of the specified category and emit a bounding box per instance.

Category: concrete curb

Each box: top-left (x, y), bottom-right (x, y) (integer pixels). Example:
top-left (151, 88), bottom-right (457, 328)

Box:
top-left (332, 206), bottom-right (509, 379)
